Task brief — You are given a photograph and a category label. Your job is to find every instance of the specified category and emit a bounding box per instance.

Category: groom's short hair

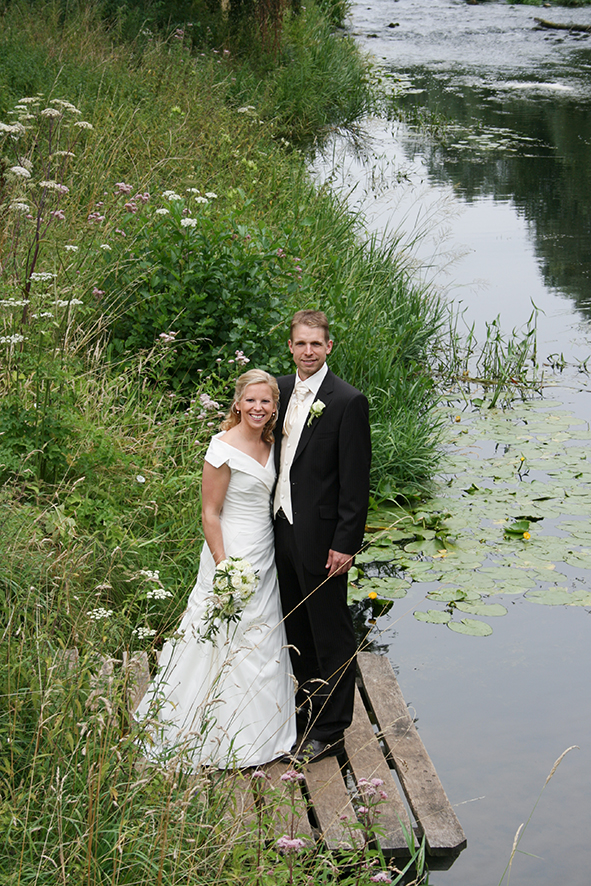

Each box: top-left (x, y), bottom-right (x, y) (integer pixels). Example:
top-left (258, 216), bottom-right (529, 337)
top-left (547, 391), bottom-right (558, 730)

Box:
top-left (290, 309), bottom-right (330, 342)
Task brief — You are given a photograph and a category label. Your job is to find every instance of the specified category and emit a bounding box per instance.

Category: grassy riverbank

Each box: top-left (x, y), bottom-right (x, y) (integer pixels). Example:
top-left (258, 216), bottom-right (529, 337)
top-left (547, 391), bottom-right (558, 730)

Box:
top-left (0, 1), bottom-right (441, 881)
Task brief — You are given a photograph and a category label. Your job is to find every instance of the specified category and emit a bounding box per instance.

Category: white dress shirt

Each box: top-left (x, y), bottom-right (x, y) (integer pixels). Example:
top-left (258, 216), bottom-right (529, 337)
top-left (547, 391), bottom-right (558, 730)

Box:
top-left (274, 362), bottom-right (328, 523)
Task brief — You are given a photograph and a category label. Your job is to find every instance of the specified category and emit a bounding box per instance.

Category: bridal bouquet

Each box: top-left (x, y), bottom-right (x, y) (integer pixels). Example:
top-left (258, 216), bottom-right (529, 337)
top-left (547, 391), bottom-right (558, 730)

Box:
top-left (199, 557), bottom-right (259, 643)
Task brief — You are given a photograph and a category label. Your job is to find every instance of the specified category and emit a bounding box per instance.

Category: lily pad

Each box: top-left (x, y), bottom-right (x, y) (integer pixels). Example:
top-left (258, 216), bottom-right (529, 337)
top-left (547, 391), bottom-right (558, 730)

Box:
top-left (427, 588), bottom-right (480, 603)
top-left (455, 601), bottom-right (508, 617)
top-left (448, 618), bottom-right (493, 637)
top-left (524, 588), bottom-right (591, 606)
top-left (359, 576), bottom-right (410, 599)
top-left (404, 537), bottom-right (448, 556)
top-left (413, 609), bottom-right (452, 624)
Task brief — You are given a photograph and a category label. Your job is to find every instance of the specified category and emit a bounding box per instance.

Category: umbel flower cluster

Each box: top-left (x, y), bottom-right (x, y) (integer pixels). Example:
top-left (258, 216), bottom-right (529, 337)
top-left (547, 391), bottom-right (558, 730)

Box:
top-left (199, 557), bottom-right (259, 642)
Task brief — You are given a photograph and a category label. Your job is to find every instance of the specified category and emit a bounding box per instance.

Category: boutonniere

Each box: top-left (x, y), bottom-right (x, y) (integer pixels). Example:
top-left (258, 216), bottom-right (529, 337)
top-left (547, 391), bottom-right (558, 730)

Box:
top-left (307, 400), bottom-right (326, 427)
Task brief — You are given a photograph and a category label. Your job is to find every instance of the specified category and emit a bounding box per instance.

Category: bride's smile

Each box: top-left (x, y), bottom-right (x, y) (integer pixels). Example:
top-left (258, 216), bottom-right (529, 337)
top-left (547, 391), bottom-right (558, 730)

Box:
top-left (239, 384), bottom-right (274, 432)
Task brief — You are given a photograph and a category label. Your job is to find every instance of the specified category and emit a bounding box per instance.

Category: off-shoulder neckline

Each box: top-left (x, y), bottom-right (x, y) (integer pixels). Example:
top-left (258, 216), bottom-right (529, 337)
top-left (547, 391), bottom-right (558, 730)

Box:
top-left (215, 433), bottom-right (273, 469)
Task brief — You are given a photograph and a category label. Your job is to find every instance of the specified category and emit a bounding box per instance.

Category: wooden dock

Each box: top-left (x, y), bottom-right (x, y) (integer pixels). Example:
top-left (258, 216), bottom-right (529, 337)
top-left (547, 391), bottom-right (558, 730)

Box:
top-left (111, 648), bottom-right (466, 858)
top-left (211, 652), bottom-right (467, 859)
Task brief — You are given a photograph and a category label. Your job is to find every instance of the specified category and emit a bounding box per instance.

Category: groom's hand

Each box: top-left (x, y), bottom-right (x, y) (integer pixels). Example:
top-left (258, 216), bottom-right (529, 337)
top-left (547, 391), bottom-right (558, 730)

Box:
top-left (326, 549), bottom-right (353, 578)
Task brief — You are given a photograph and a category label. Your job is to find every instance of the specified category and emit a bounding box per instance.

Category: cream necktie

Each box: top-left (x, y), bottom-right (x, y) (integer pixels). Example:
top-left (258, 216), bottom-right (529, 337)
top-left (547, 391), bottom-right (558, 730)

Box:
top-left (283, 383), bottom-right (308, 436)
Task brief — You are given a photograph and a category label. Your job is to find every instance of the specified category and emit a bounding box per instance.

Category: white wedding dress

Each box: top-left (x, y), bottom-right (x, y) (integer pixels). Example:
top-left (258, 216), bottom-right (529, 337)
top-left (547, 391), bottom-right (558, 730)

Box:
top-left (136, 434), bottom-right (296, 768)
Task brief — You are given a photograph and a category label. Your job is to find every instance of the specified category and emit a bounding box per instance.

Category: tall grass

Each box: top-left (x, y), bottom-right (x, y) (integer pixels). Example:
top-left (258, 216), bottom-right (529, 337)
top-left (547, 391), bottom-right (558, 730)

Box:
top-left (0, 2), bottom-right (444, 881)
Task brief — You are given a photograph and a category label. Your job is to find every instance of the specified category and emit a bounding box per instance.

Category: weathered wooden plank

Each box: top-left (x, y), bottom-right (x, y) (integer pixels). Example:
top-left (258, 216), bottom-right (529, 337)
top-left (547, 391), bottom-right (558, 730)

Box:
top-left (301, 755), bottom-right (360, 850)
top-left (345, 685), bottom-right (412, 856)
top-left (122, 650), bottom-right (151, 714)
top-left (222, 770), bottom-right (259, 838)
top-left (265, 760), bottom-right (315, 842)
top-left (358, 652), bottom-right (466, 856)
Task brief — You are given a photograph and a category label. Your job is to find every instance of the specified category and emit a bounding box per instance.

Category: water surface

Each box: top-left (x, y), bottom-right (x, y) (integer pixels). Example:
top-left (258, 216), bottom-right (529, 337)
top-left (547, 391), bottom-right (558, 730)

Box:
top-left (322, 2), bottom-right (591, 882)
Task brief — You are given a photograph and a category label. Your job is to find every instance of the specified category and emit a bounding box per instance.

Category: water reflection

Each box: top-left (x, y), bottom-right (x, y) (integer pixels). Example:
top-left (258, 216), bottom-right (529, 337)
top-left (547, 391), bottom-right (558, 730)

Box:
top-left (396, 70), bottom-right (591, 316)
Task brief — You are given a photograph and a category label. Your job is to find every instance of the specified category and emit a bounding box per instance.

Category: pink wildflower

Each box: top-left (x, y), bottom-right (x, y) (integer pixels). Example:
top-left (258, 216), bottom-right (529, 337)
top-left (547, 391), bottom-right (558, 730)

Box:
top-left (93, 287), bottom-right (105, 298)
top-left (159, 331), bottom-right (178, 344)
top-left (280, 769), bottom-right (305, 783)
top-left (124, 201), bottom-right (138, 213)
top-left (235, 349), bottom-right (250, 366)
top-left (370, 874), bottom-right (392, 884)
top-left (88, 212), bottom-right (105, 224)
top-left (51, 209), bottom-right (66, 220)
top-left (276, 835), bottom-right (306, 853)
top-left (115, 182), bottom-right (133, 195)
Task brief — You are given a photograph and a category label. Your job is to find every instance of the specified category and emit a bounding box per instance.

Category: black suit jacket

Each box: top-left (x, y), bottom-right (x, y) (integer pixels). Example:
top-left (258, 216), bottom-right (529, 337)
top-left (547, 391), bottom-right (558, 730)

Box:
top-left (274, 369), bottom-right (371, 575)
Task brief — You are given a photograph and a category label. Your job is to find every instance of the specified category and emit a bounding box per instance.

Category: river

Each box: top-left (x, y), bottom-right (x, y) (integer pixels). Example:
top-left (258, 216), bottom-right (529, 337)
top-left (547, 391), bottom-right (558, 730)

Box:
top-left (315, 2), bottom-right (591, 884)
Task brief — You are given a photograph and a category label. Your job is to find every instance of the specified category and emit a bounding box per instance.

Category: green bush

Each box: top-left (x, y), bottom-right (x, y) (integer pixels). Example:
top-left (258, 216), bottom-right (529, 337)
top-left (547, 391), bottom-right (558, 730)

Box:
top-left (101, 193), bottom-right (303, 386)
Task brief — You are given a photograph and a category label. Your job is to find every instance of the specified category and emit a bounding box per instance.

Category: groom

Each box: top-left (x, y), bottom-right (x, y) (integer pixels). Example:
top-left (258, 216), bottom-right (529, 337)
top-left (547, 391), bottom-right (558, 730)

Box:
top-left (273, 310), bottom-right (371, 763)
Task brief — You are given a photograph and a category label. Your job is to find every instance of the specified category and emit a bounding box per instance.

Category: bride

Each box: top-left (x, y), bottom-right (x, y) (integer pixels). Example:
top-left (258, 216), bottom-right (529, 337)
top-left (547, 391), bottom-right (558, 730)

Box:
top-left (136, 369), bottom-right (296, 768)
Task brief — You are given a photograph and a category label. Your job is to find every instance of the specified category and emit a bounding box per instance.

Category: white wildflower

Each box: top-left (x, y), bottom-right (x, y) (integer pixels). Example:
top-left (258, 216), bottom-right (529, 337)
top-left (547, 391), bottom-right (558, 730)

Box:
top-left (32, 311), bottom-right (54, 319)
top-left (0, 335), bottom-right (25, 345)
top-left (0, 299), bottom-right (29, 307)
top-left (39, 181), bottom-right (69, 194)
top-left (9, 165), bottom-right (31, 178)
top-left (56, 298), bottom-right (83, 307)
top-left (87, 608), bottom-right (113, 620)
top-left (194, 196), bottom-right (209, 204)
top-left (99, 243), bottom-right (112, 250)
top-left (146, 588), bottom-right (173, 600)
top-left (41, 108), bottom-right (61, 118)
top-left (10, 202), bottom-right (30, 212)
top-left (139, 569), bottom-right (160, 581)
top-left (74, 121), bottom-right (93, 129)
top-left (162, 190), bottom-right (181, 200)
top-left (205, 191), bottom-right (218, 199)
top-left (237, 106), bottom-right (256, 113)
top-left (30, 272), bottom-right (56, 282)
top-left (50, 99), bottom-right (81, 114)
top-left (18, 96), bottom-right (42, 104)
top-left (136, 474), bottom-right (146, 484)
top-left (155, 207), bottom-right (169, 215)
top-left (133, 626), bottom-right (157, 640)
top-left (64, 245), bottom-right (78, 253)
top-left (186, 187), bottom-right (200, 194)
top-left (0, 122), bottom-right (25, 135)
top-left (180, 217), bottom-right (198, 227)
top-left (52, 150), bottom-right (76, 158)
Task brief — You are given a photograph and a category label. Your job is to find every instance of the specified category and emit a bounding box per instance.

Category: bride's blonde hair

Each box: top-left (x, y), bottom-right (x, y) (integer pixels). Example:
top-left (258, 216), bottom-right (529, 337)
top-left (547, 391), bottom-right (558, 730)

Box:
top-left (220, 369), bottom-right (279, 444)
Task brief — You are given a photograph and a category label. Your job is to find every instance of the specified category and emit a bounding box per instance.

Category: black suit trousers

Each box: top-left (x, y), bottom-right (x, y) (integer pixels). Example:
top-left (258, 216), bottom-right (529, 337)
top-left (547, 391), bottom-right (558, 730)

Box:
top-left (274, 516), bottom-right (357, 742)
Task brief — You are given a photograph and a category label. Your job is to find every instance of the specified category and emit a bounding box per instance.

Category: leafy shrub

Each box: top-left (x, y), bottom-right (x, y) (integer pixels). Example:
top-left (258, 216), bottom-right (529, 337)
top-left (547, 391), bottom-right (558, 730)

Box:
top-left (100, 192), bottom-right (302, 388)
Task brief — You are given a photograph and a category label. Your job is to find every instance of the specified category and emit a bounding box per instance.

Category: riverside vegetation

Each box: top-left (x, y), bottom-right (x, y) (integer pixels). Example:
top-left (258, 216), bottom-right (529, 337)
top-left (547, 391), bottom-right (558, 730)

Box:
top-left (0, 0), bottom-right (441, 883)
